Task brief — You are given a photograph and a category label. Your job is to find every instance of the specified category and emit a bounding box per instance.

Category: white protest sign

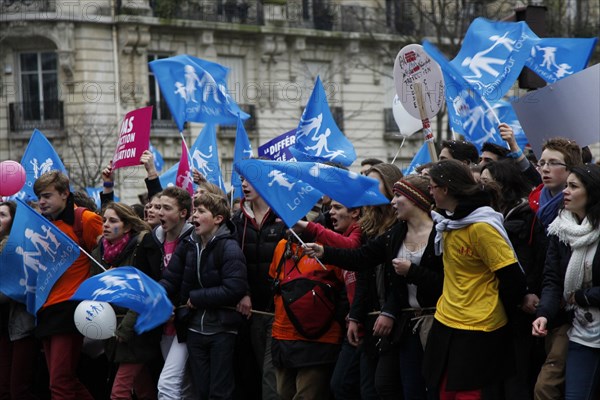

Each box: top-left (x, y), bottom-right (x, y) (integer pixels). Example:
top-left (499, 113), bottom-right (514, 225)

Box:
top-left (511, 64), bottom-right (600, 158)
top-left (394, 44), bottom-right (445, 120)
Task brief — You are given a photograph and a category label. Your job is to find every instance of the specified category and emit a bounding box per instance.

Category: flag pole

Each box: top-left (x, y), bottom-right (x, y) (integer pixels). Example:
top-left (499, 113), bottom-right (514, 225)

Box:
top-left (289, 229), bottom-right (327, 270)
top-left (179, 131), bottom-right (193, 163)
top-left (391, 136), bottom-right (406, 164)
top-left (414, 82), bottom-right (439, 162)
top-left (79, 246), bottom-right (107, 272)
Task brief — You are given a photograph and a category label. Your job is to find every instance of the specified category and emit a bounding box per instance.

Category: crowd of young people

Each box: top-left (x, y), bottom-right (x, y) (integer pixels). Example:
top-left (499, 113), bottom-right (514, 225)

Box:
top-left (0, 128), bottom-right (599, 400)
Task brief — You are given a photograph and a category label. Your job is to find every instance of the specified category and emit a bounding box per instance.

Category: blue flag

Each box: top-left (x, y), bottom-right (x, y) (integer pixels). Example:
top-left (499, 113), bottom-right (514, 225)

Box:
top-left (424, 41), bottom-right (505, 152)
top-left (275, 161), bottom-right (390, 208)
top-left (231, 117), bottom-right (253, 200)
top-left (159, 162), bottom-right (179, 189)
top-left (0, 199), bottom-right (80, 315)
top-left (403, 143), bottom-right (431, 175)
top-left (233, 160), bottom-right (323, 227)
top-left (526, 37), bottom-right (597, 83)
top-left (234, 160), bottom-right (389, 226)
top-left (149, 143), bottom-right (164, 172)
top-left (290, 77), bottom-right (356, 166)
top-left (71, 266), bottom-right (173, 334)
top-left (148, 55), bottom-right (249, 132)
top-left (190, 124), bottom-right (226, 193)
top-left (85, 187), bottom-right (119, 210)
top-left (20, 129), bottom-right (68, 200)
top-left (450, 18), bottom-right (537, 101)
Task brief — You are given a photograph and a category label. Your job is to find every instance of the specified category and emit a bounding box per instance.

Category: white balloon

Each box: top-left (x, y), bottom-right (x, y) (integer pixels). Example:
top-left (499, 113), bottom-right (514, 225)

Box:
top-left (74, 301), bottom-right (116, 340)
top-left (392, 95), bottom-right (423, 137)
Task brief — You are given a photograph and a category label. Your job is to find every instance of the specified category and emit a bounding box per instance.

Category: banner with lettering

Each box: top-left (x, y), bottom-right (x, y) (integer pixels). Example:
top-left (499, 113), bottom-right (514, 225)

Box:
top-left (257, 130), bottom-right (297, 162)
top-left (112, 106), bottom-right (153, 170)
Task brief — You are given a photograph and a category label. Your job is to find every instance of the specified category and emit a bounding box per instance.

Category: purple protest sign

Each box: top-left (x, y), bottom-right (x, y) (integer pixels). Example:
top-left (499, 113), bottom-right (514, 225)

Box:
top-left (112, 106), bottom-right (153, 170)
top-left (257, 130), bottom-right (297, 162)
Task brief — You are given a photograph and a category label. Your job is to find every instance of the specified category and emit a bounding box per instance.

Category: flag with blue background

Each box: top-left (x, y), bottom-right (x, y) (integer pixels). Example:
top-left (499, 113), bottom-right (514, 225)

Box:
top-left (148, 55), bottom-right (249, 132)
top-left (20, 129), bottom-right (68, 200)
top-left (71, 266), bottom-right (173, 334)
top-left (449, 18), bottom-right (537, 101)
top-left (231, 117), bottom-right (253, 200)
top-left (85, 187), bottom-right (119, 210)
top-left (526, 37), bottom-right (597, 83)
top-left (234, 160), bottom-right (322, 227)
top-left (492, 99), bottom-right (529, 151)
top-left (149, 143), bottom-right (164, 172)
top-left (0, 199), bottom-right (80, 315)
top-left (424, 41), bottom-right (505, 152)
top-left (234, 159), bottom-right (389, 227)
top-left (159, 162), bottom-right (179, 189)
top-left (403, 143), bottom-right (431, 175)
top-left (190, 124), bottom-right (226, 193)
top-left (290, 77), bottom-right (356, 167)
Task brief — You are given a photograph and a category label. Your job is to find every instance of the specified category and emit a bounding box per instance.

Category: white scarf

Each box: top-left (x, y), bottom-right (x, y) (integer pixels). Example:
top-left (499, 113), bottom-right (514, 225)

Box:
top-left (431, 206), bottom-right (511, 256)
top-left (547, 211), bottom-right (600, 302)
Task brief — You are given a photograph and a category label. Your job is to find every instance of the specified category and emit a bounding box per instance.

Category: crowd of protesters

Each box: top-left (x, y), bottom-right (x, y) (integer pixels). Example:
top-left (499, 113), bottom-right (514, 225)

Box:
top-left (1, 124), bottom-right (599, 400)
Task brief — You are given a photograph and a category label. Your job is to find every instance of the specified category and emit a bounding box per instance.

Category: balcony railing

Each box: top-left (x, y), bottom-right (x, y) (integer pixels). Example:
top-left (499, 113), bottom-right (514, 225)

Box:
top-left (0, 0), bottom-right (55, 14)
top-left (147, 0), bottom-right (262, 25)
top-left (9, 101), bottom-right (64, 133)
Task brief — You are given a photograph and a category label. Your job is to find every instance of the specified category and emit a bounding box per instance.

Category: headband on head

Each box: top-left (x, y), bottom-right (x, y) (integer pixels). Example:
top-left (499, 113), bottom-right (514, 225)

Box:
top-left (392, 180), bottom-right (434, 213)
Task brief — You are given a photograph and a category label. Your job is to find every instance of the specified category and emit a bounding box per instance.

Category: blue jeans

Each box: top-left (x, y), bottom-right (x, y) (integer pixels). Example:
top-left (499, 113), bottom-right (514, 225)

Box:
top-left (187, 331), bottom-right (236, 400)
top-left (565, 341), bottom-right (600, 400)
top-left (330, 339), bottom-right (378, 400)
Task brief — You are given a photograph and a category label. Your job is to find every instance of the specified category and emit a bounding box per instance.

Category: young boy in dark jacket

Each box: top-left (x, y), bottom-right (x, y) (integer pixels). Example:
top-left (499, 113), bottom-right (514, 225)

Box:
top-left (161, 193), bottom-right (248, 400)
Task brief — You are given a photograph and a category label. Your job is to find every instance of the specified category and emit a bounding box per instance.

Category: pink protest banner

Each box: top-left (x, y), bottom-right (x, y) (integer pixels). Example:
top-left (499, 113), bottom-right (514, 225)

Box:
top-left (112, 106), bottom-right (153, 170)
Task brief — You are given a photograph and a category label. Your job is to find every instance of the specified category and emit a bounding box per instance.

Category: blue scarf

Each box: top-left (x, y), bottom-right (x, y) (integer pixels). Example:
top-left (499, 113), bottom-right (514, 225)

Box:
top-left (537, 187), bottom-right (563, 229)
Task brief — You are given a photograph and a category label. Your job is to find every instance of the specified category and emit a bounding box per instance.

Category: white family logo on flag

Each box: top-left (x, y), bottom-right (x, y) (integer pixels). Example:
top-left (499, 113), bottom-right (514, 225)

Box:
top-left (16, 225), bottom-right (62, 293)
top-left (176, 171), bottom-right (194, 189)
top-left (92, 273), bottom-right (145, 298)
top-left (268, 170), bottom-right (295, 191)
top-left (532, 45), bottom-right (573, 79)
top-left (30, 158), bottom-right (55, 180)
top-left (297, 113), bottom-right (348, 162)
top-left (174, 65), bottom-right (231, 105)
top-left (451, 91), bottom-right (496, 146)
top-left (460, 31), bottom-right (528, 95)
top-left (191, 147), bottom-right (214, 176)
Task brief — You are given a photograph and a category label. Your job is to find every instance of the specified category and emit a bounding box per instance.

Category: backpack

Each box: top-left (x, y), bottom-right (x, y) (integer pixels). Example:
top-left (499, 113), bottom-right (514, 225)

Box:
top-left (272, 241), bottom-right (341, 340)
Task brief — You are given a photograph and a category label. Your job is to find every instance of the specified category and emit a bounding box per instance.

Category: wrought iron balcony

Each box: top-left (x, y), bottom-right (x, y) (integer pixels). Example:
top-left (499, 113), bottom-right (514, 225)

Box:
top-left (146, 0), bottom-right (262, 25)
top-left (9, 101), bottom-right (64, 133)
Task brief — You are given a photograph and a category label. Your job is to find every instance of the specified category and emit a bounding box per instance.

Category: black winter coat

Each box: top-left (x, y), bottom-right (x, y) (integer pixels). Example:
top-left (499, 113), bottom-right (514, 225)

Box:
top-left (160, 220), bottom-right (248, 332)
top-left (323, 221), bottom-right (443, 321)
top-left (232, 199), bottom-right (287, 311)
top-left (537, 234), bottom-right (600, 329)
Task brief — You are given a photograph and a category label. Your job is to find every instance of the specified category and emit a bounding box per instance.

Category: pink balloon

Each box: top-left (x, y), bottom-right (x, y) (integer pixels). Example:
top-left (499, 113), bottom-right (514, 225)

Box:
top-left (0, 160), bottom-right (26, 196)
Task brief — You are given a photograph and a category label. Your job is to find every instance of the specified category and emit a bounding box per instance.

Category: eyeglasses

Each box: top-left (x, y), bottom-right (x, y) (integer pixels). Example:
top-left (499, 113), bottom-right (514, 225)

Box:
top-left (536, 161), bottom-right (567, 169)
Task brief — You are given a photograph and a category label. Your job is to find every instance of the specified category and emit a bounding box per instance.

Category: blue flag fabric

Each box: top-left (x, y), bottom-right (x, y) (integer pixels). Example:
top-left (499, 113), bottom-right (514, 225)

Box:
top-left (234, 159), bottom-right (389, 226)
top-left (526, 37), bottom-right (597, 83)
top-left (0, 199), bottom-right (80, 315)
top-left (231, 117), bottom-right (253, 200)
top-left (190, 124), bottom-right (226, 193)
top-left (71, 266), bottom-right (173, 334)
top-left (85, 187), bottom-right (119, 210)
top-left (233, 160), bottom-right (323, 227)
top-left (424, 41), bottom-right (505, 151)
top-left (450, 18), bottom-right (537, 101)
top-left (20, 129), bottom-right (68, 200)
top-left (148, 55), bottom-right (249, 132)
top-left (403, 143), bottom-right (431, 175)
top-left (149, 143), bottom-right (164, 172)
top-left (159, 162), bottom-right (179, 189)
top-left (291, 77), bottom-right (356, 166)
